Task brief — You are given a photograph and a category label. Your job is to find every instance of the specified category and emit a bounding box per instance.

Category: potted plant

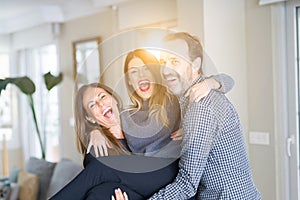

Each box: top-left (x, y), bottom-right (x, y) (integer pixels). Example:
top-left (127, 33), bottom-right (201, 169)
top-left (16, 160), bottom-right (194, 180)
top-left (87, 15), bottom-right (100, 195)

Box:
top-left (0, 72), bottom-right (63, 159)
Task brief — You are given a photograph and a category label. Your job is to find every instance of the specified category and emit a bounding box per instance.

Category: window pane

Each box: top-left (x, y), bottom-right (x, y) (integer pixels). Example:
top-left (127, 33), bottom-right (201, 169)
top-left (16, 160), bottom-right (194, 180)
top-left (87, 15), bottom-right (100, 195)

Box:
top-left (0, 54), bottom-right (13, 141)
top-left (40, 45), bottom-right (60, 162)
top-left (19, 44), bottom-right (61, 162)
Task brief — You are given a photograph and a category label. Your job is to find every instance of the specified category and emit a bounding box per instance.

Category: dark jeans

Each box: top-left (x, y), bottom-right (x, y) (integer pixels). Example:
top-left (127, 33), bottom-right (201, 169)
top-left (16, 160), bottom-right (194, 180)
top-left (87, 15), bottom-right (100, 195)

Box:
top-left (85, 183), bottom-right (196, 200)
top-left (50, 153), bottom-right (192, 200)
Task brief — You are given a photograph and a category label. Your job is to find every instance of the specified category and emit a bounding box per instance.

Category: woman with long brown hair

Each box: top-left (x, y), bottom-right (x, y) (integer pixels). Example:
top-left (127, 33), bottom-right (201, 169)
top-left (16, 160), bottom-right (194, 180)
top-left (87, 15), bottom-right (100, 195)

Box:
top-left (74, 83), bottom-right (129, 156)
top-left (50, 82), bottom-right (182, 200)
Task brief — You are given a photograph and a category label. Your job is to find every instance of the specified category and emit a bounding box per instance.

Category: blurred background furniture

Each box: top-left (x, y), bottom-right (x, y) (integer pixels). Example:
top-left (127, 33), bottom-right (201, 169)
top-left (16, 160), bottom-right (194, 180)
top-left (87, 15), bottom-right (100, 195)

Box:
top-left (1, 157), bottom-right (82, 200)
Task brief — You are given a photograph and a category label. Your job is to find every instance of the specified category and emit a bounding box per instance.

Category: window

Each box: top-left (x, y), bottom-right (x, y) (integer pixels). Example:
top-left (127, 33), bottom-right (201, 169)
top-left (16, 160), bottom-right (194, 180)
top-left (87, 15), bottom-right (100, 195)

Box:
top-left (19, 44), bottom-right (61, 162)
top-left (0, 54), bottom-right (12, 142)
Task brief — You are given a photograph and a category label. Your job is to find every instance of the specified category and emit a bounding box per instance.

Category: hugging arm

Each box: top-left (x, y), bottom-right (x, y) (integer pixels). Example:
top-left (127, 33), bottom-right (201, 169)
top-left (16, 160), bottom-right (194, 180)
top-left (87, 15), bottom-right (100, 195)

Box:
top-left (189, 73), bottom-right (234, 102)
top-left (208, 73), bottom-right (234, 94)
top-left (87, 129), bottom-right (112, 157)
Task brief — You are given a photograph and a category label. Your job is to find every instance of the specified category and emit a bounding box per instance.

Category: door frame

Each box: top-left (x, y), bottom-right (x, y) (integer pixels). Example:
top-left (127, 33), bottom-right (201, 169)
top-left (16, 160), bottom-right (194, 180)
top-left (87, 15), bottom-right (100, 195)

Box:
top-left (285, 0), bottom-right (300, 199)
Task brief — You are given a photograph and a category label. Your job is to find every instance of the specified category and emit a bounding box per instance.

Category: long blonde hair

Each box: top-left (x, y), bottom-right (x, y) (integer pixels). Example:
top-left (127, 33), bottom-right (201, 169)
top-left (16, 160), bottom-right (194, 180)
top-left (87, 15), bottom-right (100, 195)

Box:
top-left (74, 83), bottom-right (128, 155)
top-left (124, 49), bottom-right (172, 127)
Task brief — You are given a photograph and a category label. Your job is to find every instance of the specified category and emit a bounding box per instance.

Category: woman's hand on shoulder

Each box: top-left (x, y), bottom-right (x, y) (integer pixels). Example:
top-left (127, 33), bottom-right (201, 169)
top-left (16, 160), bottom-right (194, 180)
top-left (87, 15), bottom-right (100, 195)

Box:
top-left (189, 77), bottom-right (221, 103)
top-left (87, 129), bottom-right (111, 157)
top-left (189, 79), bottom-right (210, 103)
top-left (111, 188), bottom-right (128, 200)
top-left (171, 128), bottom-right (183, 141)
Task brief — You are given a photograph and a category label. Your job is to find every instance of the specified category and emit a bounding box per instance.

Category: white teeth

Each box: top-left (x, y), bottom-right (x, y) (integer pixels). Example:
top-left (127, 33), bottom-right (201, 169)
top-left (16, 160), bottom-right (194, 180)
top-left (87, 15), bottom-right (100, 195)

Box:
top-left (102, 107), bottom-right (112, 116)
top-left (139, 80), bottom-right (150, 86)
top-left (164, 75), bottom-right (176, 81)
top-left (167, 77), bottom-right (176, 81)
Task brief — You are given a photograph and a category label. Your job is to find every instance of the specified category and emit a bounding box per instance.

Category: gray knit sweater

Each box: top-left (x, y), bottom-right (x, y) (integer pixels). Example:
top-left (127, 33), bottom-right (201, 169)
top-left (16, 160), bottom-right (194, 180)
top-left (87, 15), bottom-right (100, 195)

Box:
top-left (120, 94), bottom-right (181, 158)
top-left (120, 73), bottom-right (234, 158)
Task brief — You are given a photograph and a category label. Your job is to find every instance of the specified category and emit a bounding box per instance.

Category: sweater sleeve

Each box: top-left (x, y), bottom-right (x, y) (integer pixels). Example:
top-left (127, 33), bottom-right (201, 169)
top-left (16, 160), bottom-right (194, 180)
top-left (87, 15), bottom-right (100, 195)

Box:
top-left (209, 73), bottom-right (235, 94)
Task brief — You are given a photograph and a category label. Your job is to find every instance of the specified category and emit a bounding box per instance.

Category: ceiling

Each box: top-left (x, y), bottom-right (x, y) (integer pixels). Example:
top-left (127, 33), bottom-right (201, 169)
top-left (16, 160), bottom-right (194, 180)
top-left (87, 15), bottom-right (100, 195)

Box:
top-left (0, 0), bottom-right (129, 34)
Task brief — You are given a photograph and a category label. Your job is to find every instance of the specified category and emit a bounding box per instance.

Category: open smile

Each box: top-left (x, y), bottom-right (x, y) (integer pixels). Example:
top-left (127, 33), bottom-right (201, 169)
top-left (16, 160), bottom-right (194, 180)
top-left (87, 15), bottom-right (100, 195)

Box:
top-left (164, 75), bottom-right (178, 85)
top-left (138, 79), bottom-right (151, 92)
top-left (102, 107), bottom-right (113, 119)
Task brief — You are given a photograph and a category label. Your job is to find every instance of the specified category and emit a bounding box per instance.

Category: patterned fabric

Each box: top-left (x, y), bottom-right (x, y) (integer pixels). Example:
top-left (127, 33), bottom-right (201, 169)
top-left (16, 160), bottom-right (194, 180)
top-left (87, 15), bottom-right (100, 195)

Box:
top-left (149, 76), bottom-right (261, 200)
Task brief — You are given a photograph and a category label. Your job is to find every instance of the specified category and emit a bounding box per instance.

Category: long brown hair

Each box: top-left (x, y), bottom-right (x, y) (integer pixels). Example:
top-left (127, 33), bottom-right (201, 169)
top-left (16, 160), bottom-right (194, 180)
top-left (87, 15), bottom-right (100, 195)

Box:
top-left (74, 83), bottom-right (128, 155)
top-left (123, 49), bottom-right (172, 127)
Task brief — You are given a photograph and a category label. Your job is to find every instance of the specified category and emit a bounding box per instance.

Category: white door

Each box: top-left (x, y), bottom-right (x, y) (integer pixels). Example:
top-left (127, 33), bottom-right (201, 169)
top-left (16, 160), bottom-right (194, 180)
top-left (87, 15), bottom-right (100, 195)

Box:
top-left (287, 1), bottom-right (300, 199)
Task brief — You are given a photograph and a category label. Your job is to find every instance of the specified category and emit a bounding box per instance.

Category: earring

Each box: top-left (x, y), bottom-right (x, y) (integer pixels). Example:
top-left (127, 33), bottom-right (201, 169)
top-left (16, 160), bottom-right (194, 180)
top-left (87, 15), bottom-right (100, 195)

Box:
top-left (86, 117), bottom-right (96, 124)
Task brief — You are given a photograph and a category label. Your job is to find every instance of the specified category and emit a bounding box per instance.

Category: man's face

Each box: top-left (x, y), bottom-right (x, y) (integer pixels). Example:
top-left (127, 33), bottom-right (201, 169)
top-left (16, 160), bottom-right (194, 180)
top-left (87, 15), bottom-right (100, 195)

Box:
top-left (160, 39), bottom-right (193, 97)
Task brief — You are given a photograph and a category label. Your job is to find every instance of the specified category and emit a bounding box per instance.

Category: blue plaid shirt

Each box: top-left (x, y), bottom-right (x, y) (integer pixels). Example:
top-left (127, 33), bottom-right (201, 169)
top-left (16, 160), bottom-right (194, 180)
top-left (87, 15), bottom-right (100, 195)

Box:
top-left (149, 76), bottom-right (261, 200)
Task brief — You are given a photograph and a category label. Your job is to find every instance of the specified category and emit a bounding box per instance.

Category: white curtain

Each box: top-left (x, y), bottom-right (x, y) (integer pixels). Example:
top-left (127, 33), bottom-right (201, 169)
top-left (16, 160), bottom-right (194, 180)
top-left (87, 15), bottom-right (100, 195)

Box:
top-left (17, 49), bottom-right (40, 161)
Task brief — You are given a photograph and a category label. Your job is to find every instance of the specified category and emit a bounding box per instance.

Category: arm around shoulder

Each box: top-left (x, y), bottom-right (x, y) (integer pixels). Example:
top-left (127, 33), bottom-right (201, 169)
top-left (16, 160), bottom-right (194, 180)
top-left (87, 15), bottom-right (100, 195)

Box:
top-left (208, 73), bottom-right (235, 94)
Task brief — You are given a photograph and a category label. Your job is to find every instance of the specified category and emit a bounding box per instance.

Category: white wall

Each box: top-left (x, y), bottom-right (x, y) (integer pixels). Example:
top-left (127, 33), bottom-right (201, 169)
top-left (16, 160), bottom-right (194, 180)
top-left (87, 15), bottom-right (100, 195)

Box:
top-left (118, 0), bottom-right (177, 30)
top-left (177, 0), bottom-right (204, 41)
top-left (245, 1), bottom-right (276, 199)
top-left (11, 23), bottom-right (54, 50)
top-left (203, 0), bottom-right (249, 140)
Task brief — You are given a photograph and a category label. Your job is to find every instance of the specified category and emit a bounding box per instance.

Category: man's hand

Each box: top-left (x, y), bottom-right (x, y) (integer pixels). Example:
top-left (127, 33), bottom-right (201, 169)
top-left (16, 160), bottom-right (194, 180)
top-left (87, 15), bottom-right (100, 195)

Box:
top-left (87, 129), bottom-right (111, 157)
top-left (111, 188), bottom-right (128, 200)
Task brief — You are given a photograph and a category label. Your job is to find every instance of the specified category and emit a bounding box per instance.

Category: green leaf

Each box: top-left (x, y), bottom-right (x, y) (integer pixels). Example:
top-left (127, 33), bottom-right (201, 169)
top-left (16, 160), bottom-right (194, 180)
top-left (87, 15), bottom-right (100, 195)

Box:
top-left (0, 77), bottom-right (35, 95)
top-left (43, 72), bottom-right (63, 91)
top-left (0, 79), bottom-right (9, 94)
top-left (9, 77), bottom-right (35, 95)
